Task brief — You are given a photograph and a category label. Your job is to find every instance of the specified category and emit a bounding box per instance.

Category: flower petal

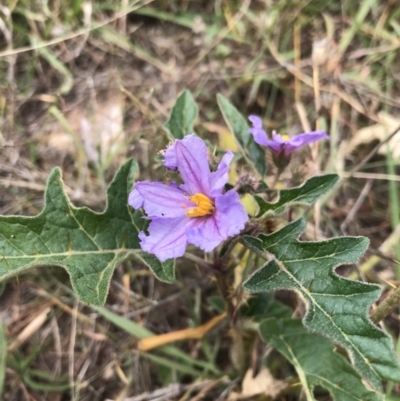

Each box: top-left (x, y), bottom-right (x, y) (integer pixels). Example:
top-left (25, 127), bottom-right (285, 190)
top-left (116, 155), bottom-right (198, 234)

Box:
top-left (285, 131), bottom-right (329, 154)
top-left (128, 181), bottom-right (194, 218)
top-left (187, 189), bottom-right (248, 252)
top-left (258, 133), bottom-right (287, 154)
top-left (139, 216), bottom-right (190, 262)
top-left (248, 118), bottom-right (286, 152)
top-left (214, 190), bottom-right (249, 237)
top-left (248, 115), bottom-right (263, 129)
top-left (209, 150), bottom-right (234, 196)
top-left (128, 187), bottom-right (145, 210)
top-left (248, 115), bottom-right (270, 147)
top-left (163, 135), bottom-right (211, 194)
top-left (271, 133), bottom-right (286, 144)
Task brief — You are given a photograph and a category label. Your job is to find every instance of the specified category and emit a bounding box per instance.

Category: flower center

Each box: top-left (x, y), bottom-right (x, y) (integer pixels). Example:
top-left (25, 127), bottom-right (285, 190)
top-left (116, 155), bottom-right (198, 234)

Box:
top-left (186, 193), bottom-right (215, 217)
top-left (281, 134), bottom-right (290, 141)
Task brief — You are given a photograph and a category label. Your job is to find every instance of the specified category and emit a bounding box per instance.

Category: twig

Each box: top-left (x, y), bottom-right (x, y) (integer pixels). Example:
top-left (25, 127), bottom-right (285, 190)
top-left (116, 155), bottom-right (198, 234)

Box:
top-left (340, 179), bottom-right (373, 234)
top-left (341, 172), bottom-right (400, 182)
top-left (124, 292), bottom-right (182, 319)
top-left (184, 252), bottom-right (214, 270)
top-left (348, 124), bottom-right (400, 176)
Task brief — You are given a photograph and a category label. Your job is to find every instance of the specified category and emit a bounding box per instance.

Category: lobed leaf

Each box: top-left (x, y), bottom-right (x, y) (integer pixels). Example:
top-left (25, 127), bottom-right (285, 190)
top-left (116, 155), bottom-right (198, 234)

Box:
top-left (217, 94), bottom-right (266, 177)
top-left (164, 89), bottom-right (198, 139)
top-left (0, 159), bottom-right (175, 306)
top-left (255, 174), bottom-right (339, 217)
top-left (260, 318), bottom-right (381, 401)
top-left (243, 219), bottom-right (400, 392)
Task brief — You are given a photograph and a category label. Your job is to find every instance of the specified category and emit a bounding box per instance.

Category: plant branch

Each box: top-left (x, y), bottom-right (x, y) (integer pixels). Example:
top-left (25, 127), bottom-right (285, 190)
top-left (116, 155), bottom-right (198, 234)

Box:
top-left (370, 285), bottom-right (400, 324)
top-left (184, 252), bottom-right (214, 270)
top-left (212, 254), bottom-right (237, 324)
top-left (220, 223), bottom-right (260, 261)
top-left (270, 168), bottom-right (283, 191)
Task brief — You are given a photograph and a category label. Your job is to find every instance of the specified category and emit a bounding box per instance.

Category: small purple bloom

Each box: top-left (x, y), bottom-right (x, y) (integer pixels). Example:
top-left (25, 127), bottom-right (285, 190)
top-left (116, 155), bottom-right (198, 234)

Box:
top-left (129, 136), bottom-right (248, 262)
top-left (248, 115), bottom-right (329, 156)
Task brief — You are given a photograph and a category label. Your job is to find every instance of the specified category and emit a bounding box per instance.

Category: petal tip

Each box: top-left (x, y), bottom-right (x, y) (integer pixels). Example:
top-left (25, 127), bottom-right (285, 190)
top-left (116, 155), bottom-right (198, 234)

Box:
top-left (248, 115), bottom-right (262, 128)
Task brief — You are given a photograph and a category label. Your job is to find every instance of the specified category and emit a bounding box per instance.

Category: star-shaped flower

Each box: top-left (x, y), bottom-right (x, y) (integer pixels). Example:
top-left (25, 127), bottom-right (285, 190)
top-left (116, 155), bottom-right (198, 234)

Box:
top-left (128, 136), bottom-right (248, 262)
top-left (249, 115), bottom-right (329, 156)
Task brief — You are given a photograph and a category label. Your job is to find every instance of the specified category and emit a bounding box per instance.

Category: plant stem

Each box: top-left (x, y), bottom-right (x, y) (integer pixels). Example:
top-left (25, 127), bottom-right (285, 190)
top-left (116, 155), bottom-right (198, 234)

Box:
top-left (184, 252), bottom-right (214, 271)
top-left (270, 168), bottom-right (283, 190)
top-left (220, 223), bottom-right (260, 261)
top-left (370, 285), bottom-right (400, 324)
top-left (213, 256), bottom-right (236, 324)
top-left (213, 254), bottom-right (247, 374)
top-left (215, 273), bottom-right (235, 322)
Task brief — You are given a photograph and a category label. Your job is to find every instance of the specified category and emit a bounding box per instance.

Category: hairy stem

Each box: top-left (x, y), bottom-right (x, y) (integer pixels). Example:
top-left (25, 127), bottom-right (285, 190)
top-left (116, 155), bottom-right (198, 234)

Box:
top-left (213, 254), bottom-right (246, 374)
top-left (220, 223), bottom-right (259, 261)
top-left (370, 285), bottom-right (400, 324)
top-left (270, 168), bottom-right (283, 191)
top-left (213, 256), bottom-right (234, 317)
top-left (184, 252), bottom-right (214, 271)
top-left (215, 272), bottom-right (235, 322)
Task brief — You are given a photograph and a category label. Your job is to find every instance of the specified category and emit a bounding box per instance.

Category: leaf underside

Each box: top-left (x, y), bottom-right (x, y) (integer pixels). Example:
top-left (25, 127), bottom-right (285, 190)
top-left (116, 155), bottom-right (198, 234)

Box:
top-left (217, 94), bottom-right (266, 177)
top-left (255, 174), bottom-right (339, 217)
top-left (243, 218), bottom-right (400, 391)
top-left (260, 318), bottom-right (381, 401)
top-left (0, 159), bottom-right (175, 306)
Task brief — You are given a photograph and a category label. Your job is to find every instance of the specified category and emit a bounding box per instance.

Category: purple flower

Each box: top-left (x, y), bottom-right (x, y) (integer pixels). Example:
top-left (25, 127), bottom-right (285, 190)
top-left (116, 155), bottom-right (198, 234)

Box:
top-left (248, 115), bottom-right (329, 156)
top-left (128, 136), bottom-right (248, 262)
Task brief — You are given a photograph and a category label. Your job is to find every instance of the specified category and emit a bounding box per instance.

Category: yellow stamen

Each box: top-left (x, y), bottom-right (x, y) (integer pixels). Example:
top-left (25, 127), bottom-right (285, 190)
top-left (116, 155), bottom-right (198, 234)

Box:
top-left (186, 193), bottom-right (215, 217)
top-left (281, 134), bottom-right (290, 141)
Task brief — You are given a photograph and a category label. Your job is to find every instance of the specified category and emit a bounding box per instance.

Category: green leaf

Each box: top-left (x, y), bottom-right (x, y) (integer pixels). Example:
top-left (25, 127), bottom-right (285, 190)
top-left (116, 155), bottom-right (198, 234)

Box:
top-left (260, 318), bottom-right (382, 401)
top-left (243, 219), bottom-right (400, 391)
top-left (217, 94), bottom-right (266, 177)
top-left (207, 295), bottom-right (225, 313)
top-left (164, 90), bottom-right (198, 139)
top-left (255, 174), bottom-right (339, 217)
top-left (241, 293), bottom-right (273, 320)
top-left (264, 299), bottom-right (293, 319)
top-left (208, 294), bottom-right (291, 321)
top-left (134, 253), bottom-right (175, 284)
top-left (20, 370), bottom-right (70, 392)
top-left (0, 159), bottom-right (175, 306)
